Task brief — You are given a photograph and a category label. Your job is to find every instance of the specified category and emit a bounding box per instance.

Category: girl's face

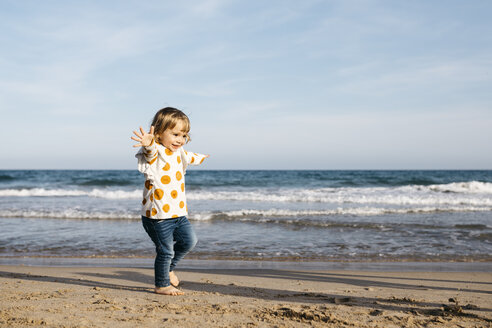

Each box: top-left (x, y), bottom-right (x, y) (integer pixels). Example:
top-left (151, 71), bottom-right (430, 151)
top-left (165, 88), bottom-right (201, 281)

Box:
top-left (159, 120), bottom-right (189, 152)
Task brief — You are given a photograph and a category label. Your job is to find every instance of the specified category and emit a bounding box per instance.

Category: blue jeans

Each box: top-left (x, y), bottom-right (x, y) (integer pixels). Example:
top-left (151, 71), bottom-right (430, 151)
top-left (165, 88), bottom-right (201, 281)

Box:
top-left (141, 216), bottom-right (197, 287)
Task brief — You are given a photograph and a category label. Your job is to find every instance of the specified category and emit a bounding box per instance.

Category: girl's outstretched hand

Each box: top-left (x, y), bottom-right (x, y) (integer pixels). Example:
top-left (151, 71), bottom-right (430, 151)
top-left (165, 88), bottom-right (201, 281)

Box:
top-left (131, 126), bottom-right (155, 148)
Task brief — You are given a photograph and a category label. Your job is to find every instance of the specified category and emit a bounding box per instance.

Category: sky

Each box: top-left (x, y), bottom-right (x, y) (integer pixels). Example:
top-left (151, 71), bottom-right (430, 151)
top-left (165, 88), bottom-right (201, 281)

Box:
top-left (0, 0), bottom-right (491, 170)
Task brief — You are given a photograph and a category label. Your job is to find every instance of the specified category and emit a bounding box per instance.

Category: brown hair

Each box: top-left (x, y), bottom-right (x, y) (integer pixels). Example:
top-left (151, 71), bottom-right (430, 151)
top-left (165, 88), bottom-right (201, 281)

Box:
top-left (151, 107), bottom-right (191, 143)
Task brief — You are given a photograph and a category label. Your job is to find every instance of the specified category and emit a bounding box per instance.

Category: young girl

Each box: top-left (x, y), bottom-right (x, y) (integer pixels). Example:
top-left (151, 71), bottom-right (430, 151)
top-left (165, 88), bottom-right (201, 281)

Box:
top-left (131, 107), bottom-right (209, 296)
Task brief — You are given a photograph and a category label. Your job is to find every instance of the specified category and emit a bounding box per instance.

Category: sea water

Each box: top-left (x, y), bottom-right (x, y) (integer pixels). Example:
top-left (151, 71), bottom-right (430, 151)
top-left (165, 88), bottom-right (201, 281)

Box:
top-left (0, 170), bottom-right (491, 261)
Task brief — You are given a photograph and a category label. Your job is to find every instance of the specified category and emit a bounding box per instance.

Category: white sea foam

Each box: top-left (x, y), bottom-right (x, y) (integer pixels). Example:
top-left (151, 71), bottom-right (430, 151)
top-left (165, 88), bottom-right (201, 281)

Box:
top-left (0, 188), bottom-right (87, 197)
top-left (190, 206), bottom-right (492, 220)
top-left (428, 181), bottom-right (492, 194)
top-left (87, 189), bottom-right (141, 199)
top-left (2, 205), bottom-right (491, 221)
top-left (0, 188), bottom-right (141, 199)
top-left (1, 181), bottom-right (492, 207)
top-left (187, 186), bottom-right (492, 206)
top-left (0, 209), bottom-right (138, 220)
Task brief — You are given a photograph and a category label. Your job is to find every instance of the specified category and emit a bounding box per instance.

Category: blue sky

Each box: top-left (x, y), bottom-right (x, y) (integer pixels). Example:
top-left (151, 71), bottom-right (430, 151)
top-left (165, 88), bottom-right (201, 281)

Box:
top-left (1, 0), bottom-right (491, 169)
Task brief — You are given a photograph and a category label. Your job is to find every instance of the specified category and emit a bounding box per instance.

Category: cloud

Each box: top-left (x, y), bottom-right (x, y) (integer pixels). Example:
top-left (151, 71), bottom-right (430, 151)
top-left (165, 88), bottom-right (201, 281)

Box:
top-left (188, 0), bottom-right (229, 16)
top-left (0, 1), bottom-right (491, 169)
top-left (0, 5), bottom-right (162, 118)
top-left (327, 56), bottom-right (492, 99)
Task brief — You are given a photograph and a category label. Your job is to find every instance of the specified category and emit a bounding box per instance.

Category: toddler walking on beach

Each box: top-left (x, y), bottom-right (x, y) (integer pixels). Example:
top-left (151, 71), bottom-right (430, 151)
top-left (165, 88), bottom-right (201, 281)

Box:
top-left (131, 107), bottom-right (208, 295)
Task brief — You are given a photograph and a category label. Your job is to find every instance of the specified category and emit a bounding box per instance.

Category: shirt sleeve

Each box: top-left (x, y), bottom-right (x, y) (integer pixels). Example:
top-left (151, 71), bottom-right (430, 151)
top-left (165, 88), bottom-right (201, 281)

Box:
top-left (182, 150), bottom-right (208, 166)
top-left (135, 138), bottom-right (158, 177)
top-left (142, 138), bottom-right (158, 165)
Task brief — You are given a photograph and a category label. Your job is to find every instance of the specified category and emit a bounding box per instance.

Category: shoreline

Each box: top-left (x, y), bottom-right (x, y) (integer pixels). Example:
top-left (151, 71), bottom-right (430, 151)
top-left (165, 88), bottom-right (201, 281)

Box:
top-left (1, 257), bottom-right (491, 272)
top-left (1, 264), bottom-right (491, 327)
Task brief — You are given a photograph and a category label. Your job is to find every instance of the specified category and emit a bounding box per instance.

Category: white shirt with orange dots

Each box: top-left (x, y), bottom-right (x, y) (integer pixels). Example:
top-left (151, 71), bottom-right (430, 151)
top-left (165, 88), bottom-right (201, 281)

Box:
top-left (135, 139), bottom-right (207, 220)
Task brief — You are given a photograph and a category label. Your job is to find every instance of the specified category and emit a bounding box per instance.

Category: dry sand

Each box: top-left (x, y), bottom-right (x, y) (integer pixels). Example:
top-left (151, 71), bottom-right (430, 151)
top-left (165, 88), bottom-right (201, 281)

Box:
top-left (0, 265), bottom-right (491, 327)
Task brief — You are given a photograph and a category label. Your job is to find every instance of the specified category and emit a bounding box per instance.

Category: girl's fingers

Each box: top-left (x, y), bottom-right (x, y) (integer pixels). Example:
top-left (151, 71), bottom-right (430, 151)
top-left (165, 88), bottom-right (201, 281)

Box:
top-left (132, 126), bottom-right (153, 148)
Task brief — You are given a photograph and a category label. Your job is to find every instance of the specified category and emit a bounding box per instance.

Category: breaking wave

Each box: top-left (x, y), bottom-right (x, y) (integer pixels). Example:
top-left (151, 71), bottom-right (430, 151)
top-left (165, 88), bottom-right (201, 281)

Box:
top-left (2, 206), bottom-right (491, 222)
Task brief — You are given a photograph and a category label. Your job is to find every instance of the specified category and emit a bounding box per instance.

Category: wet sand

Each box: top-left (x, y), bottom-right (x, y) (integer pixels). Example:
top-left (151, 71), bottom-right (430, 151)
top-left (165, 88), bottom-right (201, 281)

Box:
top-left (0, 265), bottom-right (491, 327)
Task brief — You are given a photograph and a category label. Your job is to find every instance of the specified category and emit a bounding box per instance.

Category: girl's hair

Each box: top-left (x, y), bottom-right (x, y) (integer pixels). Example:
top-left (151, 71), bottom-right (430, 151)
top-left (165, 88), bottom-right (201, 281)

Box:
top-left (151, 107), bottom-right (191, 143)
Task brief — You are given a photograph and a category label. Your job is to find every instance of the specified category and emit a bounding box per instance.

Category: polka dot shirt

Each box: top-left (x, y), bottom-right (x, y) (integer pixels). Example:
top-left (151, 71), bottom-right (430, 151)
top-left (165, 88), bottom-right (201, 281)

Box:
top-left (136, 139), bottom-right (207, 220)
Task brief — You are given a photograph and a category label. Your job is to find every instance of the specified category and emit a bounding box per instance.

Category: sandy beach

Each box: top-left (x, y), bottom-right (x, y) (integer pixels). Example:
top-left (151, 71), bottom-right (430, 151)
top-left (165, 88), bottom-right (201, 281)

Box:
top-left (0, 264), bottom-right (491, 328)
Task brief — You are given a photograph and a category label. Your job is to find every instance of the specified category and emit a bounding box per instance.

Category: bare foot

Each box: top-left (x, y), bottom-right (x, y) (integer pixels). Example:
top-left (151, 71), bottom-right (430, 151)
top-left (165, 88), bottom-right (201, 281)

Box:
top-left (169, 271), bottom-right (180, 287)
top-left (155, 285), bottom-right (184, 296)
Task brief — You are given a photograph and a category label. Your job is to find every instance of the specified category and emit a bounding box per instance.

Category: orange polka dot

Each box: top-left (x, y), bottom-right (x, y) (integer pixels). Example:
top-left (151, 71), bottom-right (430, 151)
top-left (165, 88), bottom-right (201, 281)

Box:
top-left (163, 204), bottom-right (170, 213)
top-left (172, 215), bottom-right (179, 218)
top-left (179, 201), bottom-right (185, 208)
top-left (200, 157), bottom-right (205, 164)
top-left (151, 208), bottom-right (157, 216)
top-left (162, 163), bottom-right (170, 171)
top-left (180, 183), bottom-right (185, 192)
top-left (176, 171), bottom-right (182, 181)
top-left (177, 156), bottom-right (181, 164)
top-left (145, 180), bottom-right (153, 190)
top-left (146, 210), bottom-right (151, 217)
top-left (150, 194), bottom-right (154, 202)
top-left (171, 190), bottom-right (178, 199)
top-left (186, 205), bottom-right (188, 212)
top-left (190, 157), bottom-right (195, 163)
top-left (142, 198), bottom-right (147, 205)
top-left (154, 189), bottom-right (164, 200)
top-left (161, 175), bottom-right (171, 184)
top-left (165, 148), bottom-right (173, 156)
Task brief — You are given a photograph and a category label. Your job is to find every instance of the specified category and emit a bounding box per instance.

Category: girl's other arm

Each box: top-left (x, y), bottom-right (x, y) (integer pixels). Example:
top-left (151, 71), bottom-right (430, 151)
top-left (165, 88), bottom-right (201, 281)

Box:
top-left (183, 150), bottom-right (209, 166)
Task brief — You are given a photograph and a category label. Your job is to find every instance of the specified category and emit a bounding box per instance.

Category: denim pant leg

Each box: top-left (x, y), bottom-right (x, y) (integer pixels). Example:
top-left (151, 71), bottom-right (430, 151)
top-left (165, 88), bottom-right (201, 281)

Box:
top-left (141, 216), bottom-right (175, 287)
top-left (170, 216), bottom-right (198, 272)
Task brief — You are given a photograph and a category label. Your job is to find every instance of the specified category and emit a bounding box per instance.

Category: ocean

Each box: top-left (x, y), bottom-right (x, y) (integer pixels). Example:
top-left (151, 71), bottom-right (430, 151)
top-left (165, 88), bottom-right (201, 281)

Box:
top-left (0, 170), bottom-right (491, 262)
